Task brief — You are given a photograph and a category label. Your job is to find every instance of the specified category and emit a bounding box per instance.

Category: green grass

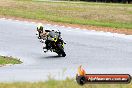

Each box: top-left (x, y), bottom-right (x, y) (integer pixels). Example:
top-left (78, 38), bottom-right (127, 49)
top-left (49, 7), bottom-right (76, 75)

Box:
top-left (0, 56), bottom-right (22, 65)
top-left (0, 0), bottom-right (132, 29)
top-left (0, 78), bottom-right (132, 88)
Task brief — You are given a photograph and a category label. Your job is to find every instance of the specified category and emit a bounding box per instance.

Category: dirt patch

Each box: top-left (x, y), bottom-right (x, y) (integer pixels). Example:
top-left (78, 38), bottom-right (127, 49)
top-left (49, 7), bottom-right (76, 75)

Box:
top-left (1, 15), bottom-right (132, 35)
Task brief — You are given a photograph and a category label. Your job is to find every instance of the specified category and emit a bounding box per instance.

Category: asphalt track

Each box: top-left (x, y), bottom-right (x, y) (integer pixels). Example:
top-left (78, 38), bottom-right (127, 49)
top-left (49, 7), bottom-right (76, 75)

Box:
top-left (0, 18), bottom-right (132, 82)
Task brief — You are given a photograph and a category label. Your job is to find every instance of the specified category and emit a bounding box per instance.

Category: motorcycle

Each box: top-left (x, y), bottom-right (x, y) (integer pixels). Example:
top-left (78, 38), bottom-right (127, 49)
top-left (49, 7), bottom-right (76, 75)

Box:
top-left (38, 30), bottom-right (66, 57)
top-left (47, 38), bottom-right (66, 57)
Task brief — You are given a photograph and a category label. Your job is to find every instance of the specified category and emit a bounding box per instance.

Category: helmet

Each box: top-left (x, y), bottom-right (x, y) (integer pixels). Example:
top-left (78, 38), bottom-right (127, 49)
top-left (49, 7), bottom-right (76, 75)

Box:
top-left (37, 23), bottom-right (43, 32)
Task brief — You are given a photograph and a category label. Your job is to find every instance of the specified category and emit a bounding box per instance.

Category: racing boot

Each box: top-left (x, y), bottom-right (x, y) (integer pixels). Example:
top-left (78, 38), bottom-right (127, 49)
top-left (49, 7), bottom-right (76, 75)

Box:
top-left (43, 47), bottom-right (48, 53)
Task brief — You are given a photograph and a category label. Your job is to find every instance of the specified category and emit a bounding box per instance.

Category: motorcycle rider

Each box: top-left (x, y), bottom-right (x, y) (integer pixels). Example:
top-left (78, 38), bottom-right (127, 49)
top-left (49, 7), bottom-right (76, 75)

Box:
top-left (36, 23), bottom-right (65, 52)
top-left (36, 23), bottom-right (49, 39)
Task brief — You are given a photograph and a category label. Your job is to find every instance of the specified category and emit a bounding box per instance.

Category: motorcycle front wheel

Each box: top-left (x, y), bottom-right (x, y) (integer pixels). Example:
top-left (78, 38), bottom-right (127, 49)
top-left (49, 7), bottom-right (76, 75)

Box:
top-left (57, 46), bottom-right (66, 57)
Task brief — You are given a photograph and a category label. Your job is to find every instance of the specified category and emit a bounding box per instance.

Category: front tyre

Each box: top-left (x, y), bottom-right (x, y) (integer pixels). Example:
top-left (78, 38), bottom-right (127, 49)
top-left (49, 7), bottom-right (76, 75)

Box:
top-left (56, 43), bottom-right (66, 57)
top-left (62, 51), bottom-right (66, 57)
top-left (57, 47), bottom-right (66, 57)
top-left (57, 49), bottom-right (66, 57)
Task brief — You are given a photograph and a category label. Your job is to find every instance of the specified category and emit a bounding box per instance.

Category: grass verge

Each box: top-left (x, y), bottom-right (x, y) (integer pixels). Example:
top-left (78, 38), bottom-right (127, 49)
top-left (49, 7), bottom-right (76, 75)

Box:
top-left (0, 56), bottom-right (22, 65)
top-left (0, 78), bottom-right (132, 88)
top-left (0, 0), bottom-right (132, 29)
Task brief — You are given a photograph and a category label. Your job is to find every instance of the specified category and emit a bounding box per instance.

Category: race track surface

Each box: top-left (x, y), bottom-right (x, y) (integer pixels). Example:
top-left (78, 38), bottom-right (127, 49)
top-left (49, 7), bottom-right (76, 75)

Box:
top-left (0, 18), bottom-right (132, 82)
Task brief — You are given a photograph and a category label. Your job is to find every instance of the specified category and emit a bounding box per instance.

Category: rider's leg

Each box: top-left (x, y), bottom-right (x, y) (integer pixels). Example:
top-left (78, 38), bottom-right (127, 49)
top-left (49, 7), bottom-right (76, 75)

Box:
top-left (43, 40), bottom-right (50, 51)
top-left (43, 40), bottom-right (48, 52)
top-left (45, 40), bottom-right (48, 49)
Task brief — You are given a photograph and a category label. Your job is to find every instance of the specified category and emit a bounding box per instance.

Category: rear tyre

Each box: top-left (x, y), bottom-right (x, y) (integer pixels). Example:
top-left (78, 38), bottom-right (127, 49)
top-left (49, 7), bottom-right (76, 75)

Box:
top-left (57, 50), bottom-right (66, 57)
